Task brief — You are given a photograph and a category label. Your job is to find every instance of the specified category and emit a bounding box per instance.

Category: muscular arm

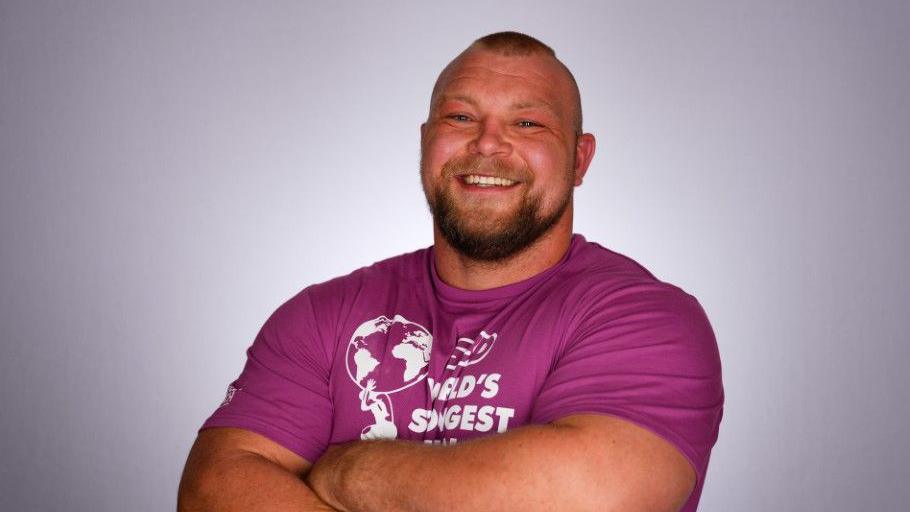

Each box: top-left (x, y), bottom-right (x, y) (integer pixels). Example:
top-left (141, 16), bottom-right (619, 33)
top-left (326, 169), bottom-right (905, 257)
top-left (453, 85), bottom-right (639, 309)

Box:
top-left (177, 427), bottom-right (338, 512)
top-left (306, 414), bottom-right (695, 512)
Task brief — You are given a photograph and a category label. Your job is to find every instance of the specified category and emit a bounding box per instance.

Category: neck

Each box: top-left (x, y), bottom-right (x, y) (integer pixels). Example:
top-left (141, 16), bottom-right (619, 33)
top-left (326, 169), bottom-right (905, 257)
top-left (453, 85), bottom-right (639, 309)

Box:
top-left (432, 209), bottom-right (574, 291)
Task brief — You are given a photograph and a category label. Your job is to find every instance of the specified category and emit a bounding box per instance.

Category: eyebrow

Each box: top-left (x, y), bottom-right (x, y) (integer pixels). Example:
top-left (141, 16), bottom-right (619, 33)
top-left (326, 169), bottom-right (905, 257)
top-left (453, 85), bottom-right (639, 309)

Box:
top-left (436, 94), bottom-right (560, 117)
top-left (510, 100), bottom-right (559, 115)
top-left (439, 94), bottom-right (478, 107)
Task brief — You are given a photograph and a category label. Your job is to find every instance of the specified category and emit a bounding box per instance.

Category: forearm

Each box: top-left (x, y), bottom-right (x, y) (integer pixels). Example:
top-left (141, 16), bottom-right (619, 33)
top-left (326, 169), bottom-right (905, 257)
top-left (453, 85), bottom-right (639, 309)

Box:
top-left (309, 414), bottom-right (694, 512)
top-left (309, 423), bottom-right (598, 512)
top-left (178, 451), bottom-right (338, 512)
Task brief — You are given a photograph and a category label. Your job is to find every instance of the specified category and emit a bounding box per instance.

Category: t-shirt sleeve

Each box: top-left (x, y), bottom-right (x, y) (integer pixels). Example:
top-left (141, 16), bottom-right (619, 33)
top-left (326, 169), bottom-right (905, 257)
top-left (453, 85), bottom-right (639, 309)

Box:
top-left (199, 289), bottom-right (334, 464)
top-left (530, 283), bottom-right (724, 494)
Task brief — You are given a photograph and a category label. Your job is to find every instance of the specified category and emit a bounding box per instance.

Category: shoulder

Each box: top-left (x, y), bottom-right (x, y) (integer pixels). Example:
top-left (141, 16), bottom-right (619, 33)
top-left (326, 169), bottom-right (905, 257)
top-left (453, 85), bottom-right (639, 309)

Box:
top-left (557, 238), bottom-right (718, 364)
top-left (274, 246), bottom-right (431, 320)
top-left (253, 246), bottom-right (432, 359)
top-left (560, 237), bottom-right (668, 291)
top-left (559, 237), bottom-right (702, 310)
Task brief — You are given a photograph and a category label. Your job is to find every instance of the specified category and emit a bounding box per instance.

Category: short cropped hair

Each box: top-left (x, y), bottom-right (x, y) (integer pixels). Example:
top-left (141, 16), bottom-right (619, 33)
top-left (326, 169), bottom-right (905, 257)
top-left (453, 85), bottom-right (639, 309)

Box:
top-left (472, 31), bottom-right (557, 57)
top-left (469, 31), bottom-right (582, 134)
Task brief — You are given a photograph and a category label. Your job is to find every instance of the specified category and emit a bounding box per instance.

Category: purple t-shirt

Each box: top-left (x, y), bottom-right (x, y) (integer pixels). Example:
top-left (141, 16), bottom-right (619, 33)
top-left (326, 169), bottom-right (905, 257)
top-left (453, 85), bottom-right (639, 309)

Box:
top-left (201, 234), bottom-right (724, 511)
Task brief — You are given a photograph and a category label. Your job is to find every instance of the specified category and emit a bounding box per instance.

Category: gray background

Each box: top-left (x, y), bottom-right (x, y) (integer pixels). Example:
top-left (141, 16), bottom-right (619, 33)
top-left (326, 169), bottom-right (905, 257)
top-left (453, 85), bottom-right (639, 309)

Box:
top-left (2, 1), bottom-right (908, 510)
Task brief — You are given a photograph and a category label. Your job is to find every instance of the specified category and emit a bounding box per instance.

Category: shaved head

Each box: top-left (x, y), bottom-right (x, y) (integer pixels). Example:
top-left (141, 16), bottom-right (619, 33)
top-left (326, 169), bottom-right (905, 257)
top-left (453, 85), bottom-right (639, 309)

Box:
top-left (429, 31), bottom-right (583, 135)
top-left (420, 31), bottom-right (597, 262)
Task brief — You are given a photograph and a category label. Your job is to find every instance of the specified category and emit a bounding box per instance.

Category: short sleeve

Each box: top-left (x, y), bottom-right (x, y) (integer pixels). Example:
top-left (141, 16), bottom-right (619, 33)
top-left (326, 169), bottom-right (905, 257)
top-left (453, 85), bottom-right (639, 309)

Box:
top-left (199, 289), bottom-right (334, 463)
top-left (530, 284), bottom-right (724, 506)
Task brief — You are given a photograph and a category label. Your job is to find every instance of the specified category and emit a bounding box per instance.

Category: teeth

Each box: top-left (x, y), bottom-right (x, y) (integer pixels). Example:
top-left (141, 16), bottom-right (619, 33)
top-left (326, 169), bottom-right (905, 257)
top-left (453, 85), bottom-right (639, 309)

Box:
top-left (464, 175), bottom-right (516, 187)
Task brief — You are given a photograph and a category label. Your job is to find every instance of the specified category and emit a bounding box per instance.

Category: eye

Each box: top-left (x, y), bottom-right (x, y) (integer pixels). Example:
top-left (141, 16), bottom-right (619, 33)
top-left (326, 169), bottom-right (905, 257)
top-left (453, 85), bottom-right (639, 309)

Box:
top-left (446, 114), bottom-right (472, 122)
top-left (517, 120), bottom-right (543, 128)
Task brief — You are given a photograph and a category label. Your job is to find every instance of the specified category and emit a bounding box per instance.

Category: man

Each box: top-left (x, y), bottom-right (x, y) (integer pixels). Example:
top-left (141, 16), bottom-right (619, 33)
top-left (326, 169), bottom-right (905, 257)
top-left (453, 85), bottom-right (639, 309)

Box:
top-left (178, 31), bottom-right (723, 512)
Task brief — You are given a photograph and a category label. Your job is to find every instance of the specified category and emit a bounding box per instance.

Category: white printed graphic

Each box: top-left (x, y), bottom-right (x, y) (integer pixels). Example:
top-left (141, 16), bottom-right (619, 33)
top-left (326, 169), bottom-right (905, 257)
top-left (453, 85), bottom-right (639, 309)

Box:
top-left (446, 330), bottom-right (498, 370)
top-left (219, 384), bottom-right (239, 407)
top-left (407, 330), bottom-right (515, 438)
top-left (345, 315), bottom-right (433, 440)
top-left (359, 378), bottom-right (397, 439)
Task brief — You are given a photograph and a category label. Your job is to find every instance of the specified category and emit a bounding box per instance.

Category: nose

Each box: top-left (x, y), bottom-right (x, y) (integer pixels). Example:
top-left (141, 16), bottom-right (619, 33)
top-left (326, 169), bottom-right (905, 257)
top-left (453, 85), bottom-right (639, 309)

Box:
top-left (468, 119), bottom-right (512, 157)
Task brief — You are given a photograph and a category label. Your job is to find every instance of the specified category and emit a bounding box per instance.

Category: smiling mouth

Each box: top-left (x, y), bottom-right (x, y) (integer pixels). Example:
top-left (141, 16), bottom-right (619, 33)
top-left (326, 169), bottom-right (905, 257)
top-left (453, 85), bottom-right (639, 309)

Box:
top-left (459, 174), bottom-right (520, 188)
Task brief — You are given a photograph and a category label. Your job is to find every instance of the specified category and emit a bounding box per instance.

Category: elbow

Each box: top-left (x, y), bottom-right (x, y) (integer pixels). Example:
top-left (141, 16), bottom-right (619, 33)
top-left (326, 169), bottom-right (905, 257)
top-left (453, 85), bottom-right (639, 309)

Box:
top-left (549, 415), bottom-right (696, 512)
top-left (177, 453), bottom-right (227, 512)
top-left (561, 471), bottom-right (692, 512)
top-left (582, 467), bottom-right (695, 512)
top-left (178, 462), bottom-right (240, 512)
top-left (176, 470), bottom-right (209, 512)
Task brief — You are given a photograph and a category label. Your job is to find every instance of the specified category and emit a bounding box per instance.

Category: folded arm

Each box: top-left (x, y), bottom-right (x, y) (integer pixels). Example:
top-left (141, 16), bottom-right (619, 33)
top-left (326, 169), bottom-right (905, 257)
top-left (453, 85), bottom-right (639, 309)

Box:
top-left (307, 413), bottom-right (695, 512)
top-left (178, 427), bottom-right (339, 512)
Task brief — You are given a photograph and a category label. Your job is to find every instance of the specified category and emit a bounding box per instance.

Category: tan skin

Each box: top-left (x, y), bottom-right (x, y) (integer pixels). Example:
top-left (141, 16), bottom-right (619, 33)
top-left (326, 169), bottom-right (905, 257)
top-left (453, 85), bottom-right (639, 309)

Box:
top-left (178, 427), bottom-right (334, 512)
top-left (420, 48), bottom-right (596, 290)
top-left (178, 48), bottom-right (695, 512)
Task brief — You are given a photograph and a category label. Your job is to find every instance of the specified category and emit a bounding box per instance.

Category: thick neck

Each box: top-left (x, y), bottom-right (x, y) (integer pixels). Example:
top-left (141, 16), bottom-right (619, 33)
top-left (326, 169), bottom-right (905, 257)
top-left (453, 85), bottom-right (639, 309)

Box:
top-left (432, 205), bottom-right (574, 291)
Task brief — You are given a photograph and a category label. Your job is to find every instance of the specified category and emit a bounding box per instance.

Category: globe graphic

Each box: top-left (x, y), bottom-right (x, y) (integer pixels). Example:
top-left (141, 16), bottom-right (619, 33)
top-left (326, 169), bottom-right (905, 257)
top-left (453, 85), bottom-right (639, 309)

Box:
top-left (345, 314), bottom-right (433, 394)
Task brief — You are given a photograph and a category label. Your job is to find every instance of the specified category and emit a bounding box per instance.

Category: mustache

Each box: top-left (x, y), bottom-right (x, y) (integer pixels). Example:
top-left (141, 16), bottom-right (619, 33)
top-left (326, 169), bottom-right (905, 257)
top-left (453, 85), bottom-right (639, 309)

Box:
top-left (440, 155), bottom-right (530, 182)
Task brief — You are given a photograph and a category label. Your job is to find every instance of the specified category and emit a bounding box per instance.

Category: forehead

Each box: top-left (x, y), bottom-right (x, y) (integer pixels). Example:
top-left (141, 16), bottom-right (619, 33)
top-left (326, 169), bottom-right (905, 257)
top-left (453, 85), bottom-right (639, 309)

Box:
top-left (432, 50), bottom-right (575, 115)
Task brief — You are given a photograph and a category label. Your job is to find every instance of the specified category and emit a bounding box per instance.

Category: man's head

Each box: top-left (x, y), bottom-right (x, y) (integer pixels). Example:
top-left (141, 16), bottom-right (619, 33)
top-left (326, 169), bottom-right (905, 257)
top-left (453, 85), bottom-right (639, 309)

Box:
top-left (420, 31), bottom-right (595, 262)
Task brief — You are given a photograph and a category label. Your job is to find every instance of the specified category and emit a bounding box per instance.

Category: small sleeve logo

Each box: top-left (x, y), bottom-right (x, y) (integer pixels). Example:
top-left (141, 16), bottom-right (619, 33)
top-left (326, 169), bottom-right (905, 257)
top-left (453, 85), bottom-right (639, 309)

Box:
top-left (219, 384), bottom-right (240, 407)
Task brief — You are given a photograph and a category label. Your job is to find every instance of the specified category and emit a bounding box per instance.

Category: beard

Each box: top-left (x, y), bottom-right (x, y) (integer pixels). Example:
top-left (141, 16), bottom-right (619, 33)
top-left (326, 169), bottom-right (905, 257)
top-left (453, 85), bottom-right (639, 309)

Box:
top-left (422, 153), bottom-right (574, 262)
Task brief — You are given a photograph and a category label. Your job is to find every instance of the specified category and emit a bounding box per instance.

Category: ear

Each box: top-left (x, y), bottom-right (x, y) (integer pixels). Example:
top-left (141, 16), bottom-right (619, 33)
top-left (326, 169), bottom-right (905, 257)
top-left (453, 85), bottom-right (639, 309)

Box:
top-left (573, 133), bottom-right (596, 186)
top-left (420, 122), bottom-right (428, 143)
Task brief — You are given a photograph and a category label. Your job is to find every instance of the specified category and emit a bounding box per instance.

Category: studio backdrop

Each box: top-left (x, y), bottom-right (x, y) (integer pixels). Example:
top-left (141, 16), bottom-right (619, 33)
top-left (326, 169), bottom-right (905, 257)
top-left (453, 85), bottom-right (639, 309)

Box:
top-left (1, 1), bottom-right (908, 510)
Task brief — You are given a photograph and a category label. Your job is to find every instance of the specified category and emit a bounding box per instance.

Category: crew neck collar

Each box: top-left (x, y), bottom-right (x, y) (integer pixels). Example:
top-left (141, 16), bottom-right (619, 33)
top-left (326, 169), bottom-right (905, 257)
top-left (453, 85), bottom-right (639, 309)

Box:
top-left (428, 234), bottom-right (585, 305)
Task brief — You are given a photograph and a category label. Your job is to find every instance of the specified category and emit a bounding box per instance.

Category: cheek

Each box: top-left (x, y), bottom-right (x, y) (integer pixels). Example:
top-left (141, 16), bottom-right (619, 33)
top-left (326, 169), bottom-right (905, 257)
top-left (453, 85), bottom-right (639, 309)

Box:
top-left (521, 141), bottom-right (570, 178)
top-left (422, 131), bottom-right (466, 175)
top-left (427, 131), bottom-right (465, 160)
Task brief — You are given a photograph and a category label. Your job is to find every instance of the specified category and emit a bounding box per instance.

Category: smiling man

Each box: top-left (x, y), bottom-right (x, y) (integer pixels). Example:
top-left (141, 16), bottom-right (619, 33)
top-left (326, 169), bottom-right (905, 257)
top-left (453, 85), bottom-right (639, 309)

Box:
top-left (178, 32), bottom-right (724, 512)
